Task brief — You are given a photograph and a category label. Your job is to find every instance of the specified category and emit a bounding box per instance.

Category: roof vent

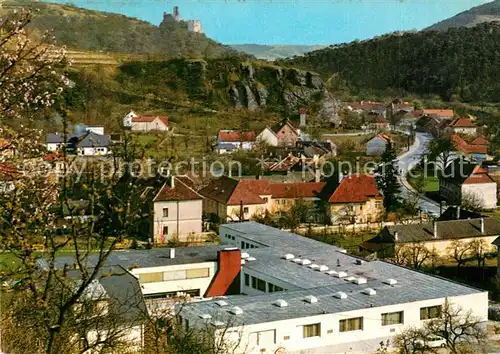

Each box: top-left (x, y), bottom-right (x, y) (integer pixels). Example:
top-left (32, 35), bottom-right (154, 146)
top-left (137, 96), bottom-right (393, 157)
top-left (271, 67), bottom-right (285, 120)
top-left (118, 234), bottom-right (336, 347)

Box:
top-left (282, 254), bottom-right (295, 260)
top-left (224, 247), bottom-right (238, 251)
top-left (199, 313), bottom-right (212, 320)
top-left (229, 306), bottom-right (244, 315)
top-left (292, 258), bottom-right (302, 264)
top-left (247, 257), bottom-right (256, 261)
top-left (334, 271), bottom-right (347, 278)
top-left (326, 270), bottom-right (338, 276)
top-left (304, 295), bottom-right (318, 304)
top-left (241, 252), bottom-right (250, 259)
top-left (338, 249), bottom-right (347, 254)
top-left (301, 259), bottom-right (312, 266)
top-left (333, 291), bottom-right (348, 299)
top-left (308, 264), bottom-right (320, 270)
top-left (383, 278), bottom-right (398, 286)
top-left (273, 299), bottom-right (288, 308)
top-left (318, 265), bottom-right (329, 272)
top-left (215, 300), bottom-right (228, 307)
top-left (211, 320), bottom-right (225, 327)
top-left (344, 276), bottom-right (356, 282)
top-left (363, 288), bottom-right (376, 296)
top-left (352, 277), bottom-right (367, 285)
top-left (356, 259), bottom-right (365, 265)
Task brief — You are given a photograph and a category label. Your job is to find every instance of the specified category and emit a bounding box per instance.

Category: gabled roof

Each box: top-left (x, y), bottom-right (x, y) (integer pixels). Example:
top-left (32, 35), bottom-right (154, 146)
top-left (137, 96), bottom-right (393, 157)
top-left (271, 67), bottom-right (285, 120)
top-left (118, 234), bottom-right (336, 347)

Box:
top-left (218, 130), bottom-right (256, 143)
top-left (422, 109), bottom-right (454, 118)
top-left (258, 127), bottom-right (278, 138)
top-left (276, 121), bottom-right (299, 136)
top-left (471, 136), bottom-right (489, 146)
top-left (74, 132), bottom-right (111, 148)
top-left (328, 174), bottom-right (381, 203)
top-left (442, 159), bottom-right (494, 184)
top-left (154, 176), bottom-right (202, 202)
top-left (451, 134), bottom-right (488, 155)
top-left (269, 182), bottom-right (326, 199)
top-left (132, 116), bottom-right (168, 126)
top-left (448, 117), bottom-right (475, 128)
top-left (369, 134), bottom-right (391, 143)
top-left (199, 177), bottom-right (269, 205)
top-left (369, 115), bottom-right (389, 124)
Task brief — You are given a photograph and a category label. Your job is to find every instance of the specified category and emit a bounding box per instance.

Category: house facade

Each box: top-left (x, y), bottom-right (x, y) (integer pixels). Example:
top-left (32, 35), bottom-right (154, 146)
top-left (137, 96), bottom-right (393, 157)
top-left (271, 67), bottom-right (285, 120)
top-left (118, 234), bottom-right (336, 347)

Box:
top-left (276, 121), bottom-right (300, 147)
top-left (214, 130), bottom-right (256, 154)
top-left (46, 131), bottom-right (111, 156)
top-left (447, 117), bottom-right (477, 135)
top-left (256, 127), bottom-right (278, 147)
top-left (440, 159), bottom-right (497, 209)
top-left (366, 134), bottom-right (390, 156)
top-left (152, 176), bottom-right (203, 243)
top-left (123, 110), bottom-right (169, 132)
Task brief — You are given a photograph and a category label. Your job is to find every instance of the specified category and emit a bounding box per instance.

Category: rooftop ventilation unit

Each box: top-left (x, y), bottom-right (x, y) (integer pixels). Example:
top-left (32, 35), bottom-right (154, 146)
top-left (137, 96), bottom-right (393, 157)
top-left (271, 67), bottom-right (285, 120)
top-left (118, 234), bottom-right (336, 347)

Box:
top-left (224, 247), bottom-right (238, 251)
top-left (282, 254), bottom-right (295, 260)
top-left (301, 259), bottom-right (312, 265)
top-left (333, 291), bottom-right (348, 299)
top-left (292, 258), bottom-right (302, 264)
top-left (318, 265), bottom-right (329, 272)
top-left (273, 299), bottom-right (288, 308)
top-left (352, 277), bottom-right (367, 285)
top-left (383, 279), bottom-right (398, 286)
top-left (229, 306), bottom-right (244, 315)
top-left (333, 271), bottom-right (347, 278)
top-left (215, 300), bottom-right (228, 307)
top-left (326, 270), bottom-right (339, 276)
top-left (247, 257), bottom-right (256, 261)
top-left (356, 259), bottom-right (365, 265)
top-left (308, 264), bottom-right (320, 270)
top-left (199, 313), bottom-right (212, 320)
top-left (338, 249), bottom-right (347, 254)
top-left (304, 295), bottom-right (318, 304)
top-left (241, 252), bottom-right (250, 259)
top-left (211, 320), bottom-right (225, 327)
top-left (363, 288), bottom-right (376, 296)
top-left (344, 276), bottom-right (356, 282)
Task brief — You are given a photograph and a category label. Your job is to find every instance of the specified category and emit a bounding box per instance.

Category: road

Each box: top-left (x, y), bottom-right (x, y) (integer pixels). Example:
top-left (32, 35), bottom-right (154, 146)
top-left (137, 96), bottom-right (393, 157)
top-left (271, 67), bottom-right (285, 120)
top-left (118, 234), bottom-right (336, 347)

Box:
top-left (396, 131), bottom-right (442, 216)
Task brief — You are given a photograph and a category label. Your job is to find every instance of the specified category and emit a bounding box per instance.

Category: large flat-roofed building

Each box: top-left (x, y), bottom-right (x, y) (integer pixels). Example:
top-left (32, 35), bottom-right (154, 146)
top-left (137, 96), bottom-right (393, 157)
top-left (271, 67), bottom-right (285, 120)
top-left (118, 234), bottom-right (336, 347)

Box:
top-left (179, 222), bottom-right (488, 354)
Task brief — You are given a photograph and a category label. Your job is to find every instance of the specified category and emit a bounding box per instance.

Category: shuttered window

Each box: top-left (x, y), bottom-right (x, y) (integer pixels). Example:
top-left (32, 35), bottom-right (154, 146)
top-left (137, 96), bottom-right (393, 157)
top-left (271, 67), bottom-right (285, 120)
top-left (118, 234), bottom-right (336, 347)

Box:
top-left (303, 323), bottom-right (321, 338)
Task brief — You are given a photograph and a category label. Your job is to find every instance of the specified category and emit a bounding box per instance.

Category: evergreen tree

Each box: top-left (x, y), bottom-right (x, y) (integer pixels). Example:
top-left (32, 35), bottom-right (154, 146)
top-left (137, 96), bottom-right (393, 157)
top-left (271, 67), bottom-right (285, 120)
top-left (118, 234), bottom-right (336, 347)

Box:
top-left (376, 141), bottom-right (402, 211)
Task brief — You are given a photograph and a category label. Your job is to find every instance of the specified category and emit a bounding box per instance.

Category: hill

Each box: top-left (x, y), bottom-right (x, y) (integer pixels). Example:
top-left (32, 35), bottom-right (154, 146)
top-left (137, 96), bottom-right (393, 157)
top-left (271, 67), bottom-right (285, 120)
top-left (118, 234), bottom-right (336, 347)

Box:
top-left (426, 0), bottom-right (500, 31)
top-left (230, 44), bottom-right (326, 60)
top-left (284, 22), bottom-right (500, 102)
top-left (2, 0), bottom-right (235, 58)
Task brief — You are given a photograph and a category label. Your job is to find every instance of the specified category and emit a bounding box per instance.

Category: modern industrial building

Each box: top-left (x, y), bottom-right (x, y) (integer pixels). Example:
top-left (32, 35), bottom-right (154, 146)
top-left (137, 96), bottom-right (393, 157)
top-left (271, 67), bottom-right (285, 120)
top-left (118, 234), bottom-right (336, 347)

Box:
top-left (178, 222), bottom-right (488, 354)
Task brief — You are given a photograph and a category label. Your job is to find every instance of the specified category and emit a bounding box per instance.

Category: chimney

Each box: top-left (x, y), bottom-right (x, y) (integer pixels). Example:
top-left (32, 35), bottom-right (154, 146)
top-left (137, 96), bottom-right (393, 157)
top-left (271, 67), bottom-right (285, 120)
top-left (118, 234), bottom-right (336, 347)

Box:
top-left (433, 221), bottom-right (437, 239)
top-left (481, 218), bottom-right (485, 234)
top-left (169, 248), bottom-right (175, 259)
top-left (170, 175), bottom-right (175, 189)
top-left (394, 231), bottom-right (398, 241)
top-left (456, 206), bottom-right (460, 220)
top-left (315, 168), bottom-right (321, 183)
top-left (205, 248), bottom-right (241, 297)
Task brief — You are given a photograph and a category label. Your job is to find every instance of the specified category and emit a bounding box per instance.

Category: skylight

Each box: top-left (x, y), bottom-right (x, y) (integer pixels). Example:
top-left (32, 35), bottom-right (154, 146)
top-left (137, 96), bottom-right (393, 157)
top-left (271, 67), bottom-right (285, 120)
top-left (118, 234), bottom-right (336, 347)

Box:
top-left (229, 306), bottom-right (244, 315)
top-left (333, 291), bottom-right (347, 299)
top-left (301, 259), bottom-right (312, 265)
top-left (199, 313), bottom-right (212, 320)
top-left (383, 278), bottom-right (398, 285)
top-left (215, 300), bottom-right (228, 307)
top-left (273, 299), bottom-right (288, 308)
top-left (282, 254), bottom-right (295, 260)
top-left (363, 288), bottom-right (376, 296)
top-left (304, 295), bottom-right (318, 304)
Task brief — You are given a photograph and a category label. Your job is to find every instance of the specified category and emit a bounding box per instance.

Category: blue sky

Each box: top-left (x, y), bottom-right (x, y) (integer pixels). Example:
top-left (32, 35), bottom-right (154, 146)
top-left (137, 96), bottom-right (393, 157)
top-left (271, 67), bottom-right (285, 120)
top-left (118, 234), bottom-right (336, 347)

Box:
top-left (50, 0), bottom-right (491, 45)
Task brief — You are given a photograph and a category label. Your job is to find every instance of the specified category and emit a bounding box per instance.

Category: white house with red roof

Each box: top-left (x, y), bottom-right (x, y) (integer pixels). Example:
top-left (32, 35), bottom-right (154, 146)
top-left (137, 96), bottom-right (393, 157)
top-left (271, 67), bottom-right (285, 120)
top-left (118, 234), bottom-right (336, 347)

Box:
top-left (440, 159), bottom-right (497, 209)
top-left (214, 130), bottom-right (256, 154)
top-left (328, 174), bottom-right (384, 223)
top-left (123, 110), bottom-right (169, 132)
top-left (256, 127), bottom-right (278, 147)
top-left (153, 176), bottom-right (203, 243)
top-left (446, 117), bottom-right (477, 135)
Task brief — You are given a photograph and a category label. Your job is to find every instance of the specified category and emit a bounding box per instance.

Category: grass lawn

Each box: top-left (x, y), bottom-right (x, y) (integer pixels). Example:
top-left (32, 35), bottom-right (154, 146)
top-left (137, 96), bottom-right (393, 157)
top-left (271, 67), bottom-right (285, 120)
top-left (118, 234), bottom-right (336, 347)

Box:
top-left (407, 167), bottom-right (440, 192)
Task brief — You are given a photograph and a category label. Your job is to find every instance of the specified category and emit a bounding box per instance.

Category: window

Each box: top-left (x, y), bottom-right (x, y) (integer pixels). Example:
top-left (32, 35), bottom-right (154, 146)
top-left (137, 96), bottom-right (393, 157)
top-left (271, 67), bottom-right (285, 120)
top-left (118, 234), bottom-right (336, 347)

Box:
top-left (252, 276), bottom-right (257, 289)
top-left (139, 272), bottom-right (163, 283)
top-left (163, 226), bottom-right (168, 235)
top-left (163, 208), bottom-right (169, 217)
top-left (245, 274), bottom-right (250, 286)
top-left (263, 197), bottom-right (269, 203)
top-left (375, 201), bottom-right (383, 210)
top-left (268, 283), bottom-right (284, 293)
top-left (257, 278), bottom-right (266, 292)
top-left (241, 241), bottom-right (245, 249)
top-left (303, 323), bottom-right (321, 338)
top-left (382, 311), bottom-right (404, 326)
top-left (186, 268), bottom-right (209, 279)
top-left (243, 207), bottom-right (249, 214)
top-left (339, 317), bottom-right (363, 332)
top-left (283, 336), bottom-right (290, 340)
top-left (360, 205), bottom-right (363, 211)
top-left (276, 200), bottom-right (280, 205)
top-left (163, 270), bottom-right (186, 281)
top-left (420, 305), bottom-right (442, 320)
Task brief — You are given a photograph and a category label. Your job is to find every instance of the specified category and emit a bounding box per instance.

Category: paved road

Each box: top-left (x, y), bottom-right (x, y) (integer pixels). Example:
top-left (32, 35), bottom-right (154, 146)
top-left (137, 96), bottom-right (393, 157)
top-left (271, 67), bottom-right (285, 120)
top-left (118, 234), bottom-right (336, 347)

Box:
top-left (396, 132), bottom-right (442, 216)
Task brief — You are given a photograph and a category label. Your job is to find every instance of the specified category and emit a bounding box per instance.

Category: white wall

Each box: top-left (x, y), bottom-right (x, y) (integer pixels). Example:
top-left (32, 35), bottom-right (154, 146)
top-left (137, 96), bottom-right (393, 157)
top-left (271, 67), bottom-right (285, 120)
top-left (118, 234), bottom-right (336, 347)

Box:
top-left (462, 182), bottom-right (497, 209)
top-left (131, 261), bottom-right (217, 297)
top-left (153, 199), bottom-right (203, 243)
top-left (47, 143), bottom-right (61, 152)
top-left (86, 126), bottom-right (104, 135)
top-left (76, 147), bottom-right (109, 156)
top-left (257, 128), bottom-right (278, 147)
top-left (217, 292), bottom-right (488, 354)
top-left (131, 118), bottom-right (168, 132)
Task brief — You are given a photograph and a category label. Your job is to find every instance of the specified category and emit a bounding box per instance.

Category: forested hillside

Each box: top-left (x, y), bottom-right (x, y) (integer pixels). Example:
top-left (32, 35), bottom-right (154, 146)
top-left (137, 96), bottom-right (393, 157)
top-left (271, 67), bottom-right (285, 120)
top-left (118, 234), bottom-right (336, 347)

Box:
top-left (285, 23), bottom-right (500, 102)
top-left (3, 0), bottom-right (235, 58)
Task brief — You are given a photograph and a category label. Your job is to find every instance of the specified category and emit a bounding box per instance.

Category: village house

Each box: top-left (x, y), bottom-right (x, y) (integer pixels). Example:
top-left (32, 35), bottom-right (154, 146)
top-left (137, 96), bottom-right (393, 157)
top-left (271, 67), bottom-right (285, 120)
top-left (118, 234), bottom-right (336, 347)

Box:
top-left (256, 127), bottom-right (279, 147)
top-left (439, 159), bottom-right (497, 209)
top-left (46, 131), bottom-right (111, 156)
top-left (327, 174), bottom-right (384, 223)
top-left (367, 115), bottom-right (390, 131)
top-left (153, 176), bottom-right (204, 244)
top-left (345, 101), bottom-right (387, 116)
top-left (0, 138), bottom-right (14, 159)
top-left (214, 130), bottom-right (256, 154)
top-left (420, 109), bottom-right (454, 120)
top-left (366, 134), bottom-right (391, 156)
top-left (446, 117), bottom-right (477, 135)
top-left (122, 110), bottom-right (169, 132)
top-left (0, 162), bottom-right (18, 193)
top-left (275, 121), bottom-right (300, 147)
top-left (360, 217), bottom-right (500, 258)
top-left (451, 134), bottom-right (489, 162)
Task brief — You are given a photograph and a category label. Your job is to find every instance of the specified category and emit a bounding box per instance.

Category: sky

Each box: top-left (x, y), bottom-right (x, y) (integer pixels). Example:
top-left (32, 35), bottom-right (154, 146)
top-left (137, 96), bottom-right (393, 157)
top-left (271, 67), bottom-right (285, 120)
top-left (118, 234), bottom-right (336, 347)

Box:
top-left (49, 0), bottom-right (492, 45)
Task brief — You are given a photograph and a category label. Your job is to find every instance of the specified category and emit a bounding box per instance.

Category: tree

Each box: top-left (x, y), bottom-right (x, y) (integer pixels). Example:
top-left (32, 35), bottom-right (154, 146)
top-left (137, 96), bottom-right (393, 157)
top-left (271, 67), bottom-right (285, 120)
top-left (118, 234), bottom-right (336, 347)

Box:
top-left (392, 243), bottom-right (437, 269)
top-left (427, 137), bottom-right (455, 172)
top-left (375, 140), bottom-right (402, 211)
top-left (447, 240), bottom-right (474, 276)
top-left (461, 191), bottom-right (484, 212)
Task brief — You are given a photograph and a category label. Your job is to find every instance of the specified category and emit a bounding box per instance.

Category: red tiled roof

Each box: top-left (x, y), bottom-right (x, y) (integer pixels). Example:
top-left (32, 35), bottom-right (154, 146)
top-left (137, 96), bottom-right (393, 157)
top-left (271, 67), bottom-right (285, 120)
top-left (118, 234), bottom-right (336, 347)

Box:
top-left (227, 180), bottom-right (271, 205)
top-left (465, 145), bottom-right (488, 154)
top-left (376, 134), bottom-right (391, 142)
top-left (370, 115), bottom-right (389, 124)
top-left (43, 152), bottom-right (62, 161)
top-left (269, 182), bottom-right (326, 199)
top-left (412, 109), bottom-right (423, 117)
top-left (464, 166), bottom-right (494, 184)
top-left (328, 174), bottom-right (381, 203)
top-left (448, 117), bottom-right (475, 128)
top-left (154, 176), bottom-right (202, 202)
top-left (471, 136), bottom-right (489, 146)
top-left (422, 109), bottom-right (454, 118)
top-left (346, 101), bottom-right (385, 110)
top-left (0, 162), bottom-right (18, 181)
top-left (218, 130), bottom-right (256, 143)
top-left (451, 134), bottom-right (487, 155)
top-left (276, 121), bottom-right (299, 135)
top-left (132, 116), bottom-right (169, 126)
top-left (0, 139), bottom-right (11, 149)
